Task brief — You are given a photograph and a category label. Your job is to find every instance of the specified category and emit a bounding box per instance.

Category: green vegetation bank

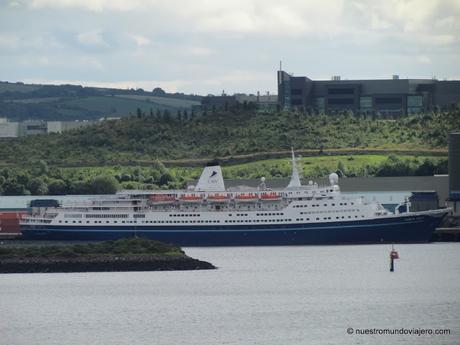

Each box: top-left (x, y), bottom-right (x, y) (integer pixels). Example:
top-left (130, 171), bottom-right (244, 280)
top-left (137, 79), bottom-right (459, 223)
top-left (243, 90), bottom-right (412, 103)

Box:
top-left (0, 108), bottom-right (457, 195)
top-left (0, 238), bottom-right (215, 273)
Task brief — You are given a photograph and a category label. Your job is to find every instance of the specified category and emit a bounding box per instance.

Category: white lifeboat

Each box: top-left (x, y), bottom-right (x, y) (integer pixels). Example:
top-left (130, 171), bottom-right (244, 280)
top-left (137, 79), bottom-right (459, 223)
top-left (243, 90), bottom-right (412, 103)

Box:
top-left (148, 194), bottom-right (177, 204)
top-left (234, 193), bottom-right (259, 203)
top-left (260, 192), bottom-right (282, 202)
top-left (207, 193), bottom-right (231, 203)
top-left (179, 194), bottom-right (203, 203)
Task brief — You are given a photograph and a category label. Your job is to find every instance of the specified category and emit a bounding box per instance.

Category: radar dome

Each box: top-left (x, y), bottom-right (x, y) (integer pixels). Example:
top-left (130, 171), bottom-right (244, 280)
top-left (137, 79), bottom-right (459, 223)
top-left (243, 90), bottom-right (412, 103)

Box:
top-left (329, 173), bottom-right (339, 186)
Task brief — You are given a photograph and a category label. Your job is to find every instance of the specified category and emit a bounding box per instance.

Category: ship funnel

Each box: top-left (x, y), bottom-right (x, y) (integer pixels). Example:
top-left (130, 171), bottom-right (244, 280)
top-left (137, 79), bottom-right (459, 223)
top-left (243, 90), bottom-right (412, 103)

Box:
top-left (195, 163), bottom-right (226, 191)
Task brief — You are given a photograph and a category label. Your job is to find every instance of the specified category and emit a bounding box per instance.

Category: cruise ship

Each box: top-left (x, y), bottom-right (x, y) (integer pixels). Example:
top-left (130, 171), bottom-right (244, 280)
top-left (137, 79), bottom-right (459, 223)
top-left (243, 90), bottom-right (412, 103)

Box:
top-left (21, 151), bottom-right (449, 245)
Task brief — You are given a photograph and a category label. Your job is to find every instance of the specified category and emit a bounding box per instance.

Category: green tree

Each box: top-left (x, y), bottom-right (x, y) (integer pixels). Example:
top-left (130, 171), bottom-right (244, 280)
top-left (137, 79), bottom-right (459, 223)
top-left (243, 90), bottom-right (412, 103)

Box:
top-left (336, 161), bottom-right (346, 177)
top-left (27, 178), bottom-right (48, 195)
top-left (31, 160), bottom-right (49, 176)
top-left (69, 180), bottom-right (91, 194)
top-left (159, 172), bottom-right (173, 186)
top-left (2, 179), bottom-right (28, 195)
top-left (90, 175), bottom-right (119, 194)
top-left (48, 179), bottom-right (68, 195)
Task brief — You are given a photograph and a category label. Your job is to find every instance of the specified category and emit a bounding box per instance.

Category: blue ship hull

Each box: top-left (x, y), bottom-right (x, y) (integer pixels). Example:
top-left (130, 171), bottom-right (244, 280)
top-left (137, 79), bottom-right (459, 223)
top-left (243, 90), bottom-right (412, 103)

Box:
top-left (20, 211), bottom-right (447, 246)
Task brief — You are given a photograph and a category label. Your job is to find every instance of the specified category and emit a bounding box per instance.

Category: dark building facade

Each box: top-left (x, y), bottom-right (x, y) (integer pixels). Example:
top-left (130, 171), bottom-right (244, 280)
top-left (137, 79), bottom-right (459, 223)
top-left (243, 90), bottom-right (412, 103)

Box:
top-left (449, 132), bottom-right (460, 201)
top-left (278, 70), bottom-right (460, 115)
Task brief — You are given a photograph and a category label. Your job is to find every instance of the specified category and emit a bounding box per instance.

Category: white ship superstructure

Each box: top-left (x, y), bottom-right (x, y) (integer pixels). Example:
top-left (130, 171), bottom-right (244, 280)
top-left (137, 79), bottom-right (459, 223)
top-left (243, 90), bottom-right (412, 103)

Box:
top-left (21, 150), bottom-right (449, 245)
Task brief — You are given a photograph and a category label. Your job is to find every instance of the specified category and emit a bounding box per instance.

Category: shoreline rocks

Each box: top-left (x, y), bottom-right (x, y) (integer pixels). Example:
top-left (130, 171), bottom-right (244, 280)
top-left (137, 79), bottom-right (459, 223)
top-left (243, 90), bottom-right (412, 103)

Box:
top-left (0, 238), bottom-right (216, 273)
top-left (0, 254), bottom-right (216, 273)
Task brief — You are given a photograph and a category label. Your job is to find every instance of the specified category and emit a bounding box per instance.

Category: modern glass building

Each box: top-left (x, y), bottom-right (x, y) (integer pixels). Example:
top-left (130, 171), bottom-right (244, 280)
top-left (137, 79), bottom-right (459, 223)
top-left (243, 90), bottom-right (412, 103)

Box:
top-left (277, 70), bottom-right (460, 115)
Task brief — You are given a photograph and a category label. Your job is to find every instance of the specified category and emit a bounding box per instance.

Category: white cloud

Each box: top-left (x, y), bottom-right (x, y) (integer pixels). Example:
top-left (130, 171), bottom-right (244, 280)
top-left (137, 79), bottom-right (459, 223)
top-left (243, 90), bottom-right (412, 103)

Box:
top-left (18, 55), bottom-right (50, 66)
top-left (3, 0), bottom-right (459, 93)
top-left (29, 0), bottom-right (141, 12)
top-left (78, 56), bottom-right (104, 70)
top-left (370, 13), bottom-right (392, 30)
top-left (76, 30), bottom-right (108, 47)
top-left (0, 33), bottom-right (19, 49)
top-left (0, 32), bottom-right (62, 52)
top-left (8, 1), bottom-right (22, 7)
top-left (186, 46), bottom-right (215, 57)
top-left (131, 34), bottom-right (151, 46)
top-left (417, 55), bottom-right (431, 64)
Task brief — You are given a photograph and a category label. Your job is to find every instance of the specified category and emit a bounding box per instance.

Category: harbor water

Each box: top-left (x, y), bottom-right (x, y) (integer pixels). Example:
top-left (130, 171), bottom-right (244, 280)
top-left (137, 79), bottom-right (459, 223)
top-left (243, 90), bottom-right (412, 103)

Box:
top-left (1, 243), bottom-right (459, 345)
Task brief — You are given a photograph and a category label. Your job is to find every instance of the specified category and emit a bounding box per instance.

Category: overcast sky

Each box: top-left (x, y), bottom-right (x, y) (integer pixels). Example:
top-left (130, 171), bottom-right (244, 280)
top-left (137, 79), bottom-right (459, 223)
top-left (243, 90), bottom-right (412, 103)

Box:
top-left (1, 0), bottom-right (459, 95)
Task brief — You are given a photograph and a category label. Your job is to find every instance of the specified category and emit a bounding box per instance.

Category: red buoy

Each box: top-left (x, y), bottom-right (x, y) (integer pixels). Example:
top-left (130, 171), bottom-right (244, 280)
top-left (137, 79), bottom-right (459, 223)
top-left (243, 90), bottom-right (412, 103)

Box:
top-left (390, 250), bottom-right (399, 260)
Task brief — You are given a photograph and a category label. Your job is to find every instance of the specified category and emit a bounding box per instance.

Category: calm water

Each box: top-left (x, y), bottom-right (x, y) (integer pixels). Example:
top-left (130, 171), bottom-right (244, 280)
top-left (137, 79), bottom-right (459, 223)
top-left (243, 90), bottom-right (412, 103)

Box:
top-left (1, 244), bottom-right (459, 345)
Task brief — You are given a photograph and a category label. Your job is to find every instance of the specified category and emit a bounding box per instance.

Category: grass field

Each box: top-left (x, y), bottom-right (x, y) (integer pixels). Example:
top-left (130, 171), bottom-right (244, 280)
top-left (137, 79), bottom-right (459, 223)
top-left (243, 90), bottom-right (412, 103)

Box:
top-left (8, 97), bottom-right (62, 104)
top-left (58, 154), bottom-right (447, 183)
top-left (115, 94), bottom-right (200, 109)
top-left (0, 82), bottom-right (41, 93)
top-left (60, 96), bottom-right (176, 116)
top-left (0, 81), bottom-right (201, 121)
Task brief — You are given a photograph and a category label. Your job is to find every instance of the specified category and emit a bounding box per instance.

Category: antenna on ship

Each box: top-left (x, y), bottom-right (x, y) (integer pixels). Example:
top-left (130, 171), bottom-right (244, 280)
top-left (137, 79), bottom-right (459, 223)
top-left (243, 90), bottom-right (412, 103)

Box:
top-left (287, 148), bottom-right (301, 188)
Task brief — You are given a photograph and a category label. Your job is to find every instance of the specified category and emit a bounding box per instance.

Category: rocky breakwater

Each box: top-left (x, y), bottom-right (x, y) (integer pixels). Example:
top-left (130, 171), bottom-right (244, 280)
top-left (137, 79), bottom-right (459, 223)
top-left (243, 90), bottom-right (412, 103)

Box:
top-left (0, 238), bottom-right (216, 273)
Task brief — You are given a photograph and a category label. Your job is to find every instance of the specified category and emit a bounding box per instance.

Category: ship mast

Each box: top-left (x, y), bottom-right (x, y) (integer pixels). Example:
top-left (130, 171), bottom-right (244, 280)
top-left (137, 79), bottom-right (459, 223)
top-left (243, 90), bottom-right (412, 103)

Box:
top-left (287, 148), bottom-right (301, 188)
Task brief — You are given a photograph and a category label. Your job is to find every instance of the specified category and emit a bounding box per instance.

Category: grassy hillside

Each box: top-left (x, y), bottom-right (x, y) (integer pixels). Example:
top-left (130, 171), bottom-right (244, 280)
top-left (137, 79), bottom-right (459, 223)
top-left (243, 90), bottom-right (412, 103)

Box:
top-left (0, 108), bottom-right (456, 195)
top-left (0, 81), bottom-right (201, 121)
top-left (0, 108), bottom-right (456, 167)
top-left (114, 95), bottom-right (200, 108)
top-left (0, 154), bottom-right (449, 195)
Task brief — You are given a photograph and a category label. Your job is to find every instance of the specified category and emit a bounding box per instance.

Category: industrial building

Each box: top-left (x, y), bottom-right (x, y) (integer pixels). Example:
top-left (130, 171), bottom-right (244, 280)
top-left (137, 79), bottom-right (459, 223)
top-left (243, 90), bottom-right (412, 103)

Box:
top-left (198, 92), bottom-right (278, 112)
top-left (277, 70), bottom-right (460, 115)
top-left (0, 118), bottom-right (93, 138)
top-left (0, 118), bottom-right (19, 137)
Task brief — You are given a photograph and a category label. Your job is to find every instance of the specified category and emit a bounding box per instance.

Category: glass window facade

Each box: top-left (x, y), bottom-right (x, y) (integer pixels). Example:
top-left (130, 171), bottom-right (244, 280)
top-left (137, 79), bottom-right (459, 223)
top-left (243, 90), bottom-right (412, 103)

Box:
top-left (407, 95), bottom-right (423, 114)
top-left (360, 96), bottom-right (373, 110)
top-left (283, 80), bottom-right (291, 109)
top-left (314, 97), bottom-right (325, 112)
top-left (328, 98), bottom-right (354, 105)
top-left (407, 95), bottom-right (423, 107)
